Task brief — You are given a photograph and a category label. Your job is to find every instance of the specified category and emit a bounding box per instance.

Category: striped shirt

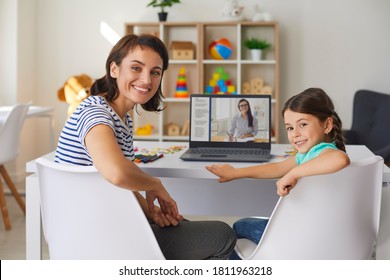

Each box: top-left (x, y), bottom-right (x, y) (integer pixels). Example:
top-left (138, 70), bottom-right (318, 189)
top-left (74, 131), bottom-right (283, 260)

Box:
top-left (55, 95), bottom-right (134, 165)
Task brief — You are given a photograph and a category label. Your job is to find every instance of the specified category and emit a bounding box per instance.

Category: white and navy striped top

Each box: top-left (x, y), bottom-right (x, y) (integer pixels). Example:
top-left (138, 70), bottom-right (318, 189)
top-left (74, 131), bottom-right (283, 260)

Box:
top-left (55, 95), bottom-right (135, 165)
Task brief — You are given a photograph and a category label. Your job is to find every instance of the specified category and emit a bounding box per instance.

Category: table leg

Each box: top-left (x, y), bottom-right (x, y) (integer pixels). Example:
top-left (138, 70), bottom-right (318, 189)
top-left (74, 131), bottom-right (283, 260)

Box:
top-left (26, 174), bottom-right (42, 260)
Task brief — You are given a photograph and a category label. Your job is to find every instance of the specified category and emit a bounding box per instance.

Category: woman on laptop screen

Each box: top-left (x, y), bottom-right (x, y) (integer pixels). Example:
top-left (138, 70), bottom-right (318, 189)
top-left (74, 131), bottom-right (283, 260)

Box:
top-left (227, 98), bottom-right (259, 142)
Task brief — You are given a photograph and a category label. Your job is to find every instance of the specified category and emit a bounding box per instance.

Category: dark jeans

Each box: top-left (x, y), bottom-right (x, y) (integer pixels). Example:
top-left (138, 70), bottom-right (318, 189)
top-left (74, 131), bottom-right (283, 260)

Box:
top-left (229, 217), bottom-right (269, 260)
top-left (150, 219), bottom-right (237, 260)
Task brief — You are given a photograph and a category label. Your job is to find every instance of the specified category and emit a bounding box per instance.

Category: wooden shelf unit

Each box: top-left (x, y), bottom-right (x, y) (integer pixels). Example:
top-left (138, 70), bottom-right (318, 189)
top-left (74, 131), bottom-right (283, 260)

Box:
top-left (125, 21), bottom-right (279, 142)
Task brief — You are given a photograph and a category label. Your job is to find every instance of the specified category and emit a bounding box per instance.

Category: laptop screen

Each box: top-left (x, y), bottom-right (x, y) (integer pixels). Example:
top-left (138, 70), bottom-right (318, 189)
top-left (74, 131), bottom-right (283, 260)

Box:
top-left (189, 94), bottom-right (272, 149)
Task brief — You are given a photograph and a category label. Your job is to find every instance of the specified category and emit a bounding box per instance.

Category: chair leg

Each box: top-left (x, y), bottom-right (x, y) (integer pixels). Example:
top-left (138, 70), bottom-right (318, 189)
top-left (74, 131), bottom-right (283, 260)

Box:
top-left (0, 177), bottom-right (12, 230)
top-left (0, 165), bottom-right (26, 214)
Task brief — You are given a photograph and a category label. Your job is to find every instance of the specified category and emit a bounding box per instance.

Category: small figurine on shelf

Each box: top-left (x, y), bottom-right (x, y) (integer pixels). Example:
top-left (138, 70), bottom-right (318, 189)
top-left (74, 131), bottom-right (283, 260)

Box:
top-left (205, 66), bottom-right (236, 95)
top-left (170, 41), bottom-right (194, 60)
top-left (135, 124), bottom-right (154, 136)
top-left (175, 67), bottom-right (189, 98)
top-left (251, 4), bottom-right (273, 22)
top-left (242, 77), bottom-right (273, 95)
top-left (165, 122), bottom-right (181, 136)
top-left (221, 0), bottom-right (244, 21)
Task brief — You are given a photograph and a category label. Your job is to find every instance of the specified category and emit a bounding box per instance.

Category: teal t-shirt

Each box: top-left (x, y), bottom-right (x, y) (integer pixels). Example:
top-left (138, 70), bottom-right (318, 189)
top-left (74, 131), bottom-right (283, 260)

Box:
top-left (295, 142), bottom-right (338, 165)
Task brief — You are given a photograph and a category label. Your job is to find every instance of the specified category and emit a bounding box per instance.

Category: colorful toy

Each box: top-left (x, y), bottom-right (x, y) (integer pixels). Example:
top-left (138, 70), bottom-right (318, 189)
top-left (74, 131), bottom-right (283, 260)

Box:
top-left (205, 66), bottom-right (236, 95)
top-left (57, 74), bottom-right (93, 117)
top-left (135, 124), bottom-right (154, 136)
top-left (208, 38), bottom-right (233, 60)
top-left (175, 67), bottom-right (189, 98)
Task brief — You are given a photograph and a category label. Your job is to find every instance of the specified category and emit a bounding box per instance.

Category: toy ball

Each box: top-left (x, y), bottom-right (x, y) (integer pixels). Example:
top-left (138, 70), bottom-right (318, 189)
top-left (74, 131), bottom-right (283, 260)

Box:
top-left (209, 38), bottom-right (233, 60)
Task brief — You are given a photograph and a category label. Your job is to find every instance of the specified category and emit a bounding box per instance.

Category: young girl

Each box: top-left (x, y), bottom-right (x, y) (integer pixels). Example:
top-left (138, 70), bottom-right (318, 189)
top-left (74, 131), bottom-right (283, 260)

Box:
top-left (206, 88), bottom-right (350, 259)
top-left (55, 34), bottom-right (236, 260)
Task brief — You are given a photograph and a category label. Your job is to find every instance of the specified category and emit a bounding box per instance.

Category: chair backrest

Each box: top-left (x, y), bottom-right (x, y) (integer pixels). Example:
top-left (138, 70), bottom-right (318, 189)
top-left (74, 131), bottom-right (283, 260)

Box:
top-left (350, 90), bottom-right (390, 152)
top-left (0, 104), bottom-right (29, 164)
top-left (244, 156), bottom-right (384, 260)
top-left (36, 157), bottom-right (165, 260)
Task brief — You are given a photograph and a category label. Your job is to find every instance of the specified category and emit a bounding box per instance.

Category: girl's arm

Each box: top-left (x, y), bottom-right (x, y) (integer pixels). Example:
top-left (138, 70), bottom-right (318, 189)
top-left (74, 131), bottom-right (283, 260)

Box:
top-left (276, 149), bottom-right (350, 196)
top-left (205, 156), bottom-right (297, 182)
top-left (85, 124), bottom-right (180, 220)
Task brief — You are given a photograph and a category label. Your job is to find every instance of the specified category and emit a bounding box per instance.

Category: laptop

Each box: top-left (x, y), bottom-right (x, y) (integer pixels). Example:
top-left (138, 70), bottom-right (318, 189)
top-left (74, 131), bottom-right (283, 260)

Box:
top-left (180, 94), bottom-right (272, 162)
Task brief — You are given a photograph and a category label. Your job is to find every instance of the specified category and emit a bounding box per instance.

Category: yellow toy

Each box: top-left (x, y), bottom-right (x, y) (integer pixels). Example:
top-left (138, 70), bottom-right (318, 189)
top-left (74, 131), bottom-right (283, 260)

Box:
top-left (57, 74), bottom-right (93, 116)
top-left (136, 124), bottom-right (154, 136)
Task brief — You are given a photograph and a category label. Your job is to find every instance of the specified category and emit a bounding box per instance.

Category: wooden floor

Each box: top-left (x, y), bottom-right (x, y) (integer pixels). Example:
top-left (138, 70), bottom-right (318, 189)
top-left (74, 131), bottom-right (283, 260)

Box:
top-left (0, 192), bottom-right (49, 259)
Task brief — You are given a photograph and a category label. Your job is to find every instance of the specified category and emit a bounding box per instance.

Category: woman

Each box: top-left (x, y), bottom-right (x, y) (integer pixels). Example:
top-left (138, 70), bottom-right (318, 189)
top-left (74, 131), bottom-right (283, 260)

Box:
top-left (55, 34), bottom-right (236, 260)
top-left (228, 98), bottom-right (258, 141)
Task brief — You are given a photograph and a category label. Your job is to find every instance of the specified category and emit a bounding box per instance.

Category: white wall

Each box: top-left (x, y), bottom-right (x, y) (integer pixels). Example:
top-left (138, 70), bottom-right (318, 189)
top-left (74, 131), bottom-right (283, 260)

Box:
top-left (0, 0), bottom-right (17, 105)
top-left (3, 0), bottom-right (390, 181)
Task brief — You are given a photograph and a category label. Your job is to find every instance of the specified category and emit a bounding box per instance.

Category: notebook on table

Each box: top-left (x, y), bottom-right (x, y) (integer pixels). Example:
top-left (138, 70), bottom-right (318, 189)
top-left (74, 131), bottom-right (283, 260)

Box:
top-left (180, 94), bottom-right (272, 162)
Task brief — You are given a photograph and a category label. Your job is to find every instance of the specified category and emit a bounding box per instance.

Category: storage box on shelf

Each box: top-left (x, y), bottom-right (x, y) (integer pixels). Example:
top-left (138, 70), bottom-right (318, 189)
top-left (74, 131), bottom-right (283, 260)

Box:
top-left (125, 21), bottom-right (279, 142)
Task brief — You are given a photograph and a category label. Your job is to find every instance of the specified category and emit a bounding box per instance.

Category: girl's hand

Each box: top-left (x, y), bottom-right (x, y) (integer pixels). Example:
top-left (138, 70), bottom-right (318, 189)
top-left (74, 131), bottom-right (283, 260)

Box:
top-left (205, 163), bottom-right (236, 182)
top-left (276, 173), bottom-right (298, 197)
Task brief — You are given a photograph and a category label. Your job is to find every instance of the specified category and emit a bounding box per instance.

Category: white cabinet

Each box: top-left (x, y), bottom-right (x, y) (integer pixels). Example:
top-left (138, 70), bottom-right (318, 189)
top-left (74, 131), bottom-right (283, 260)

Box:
top-left (125, 21), bottom-right (279, 142)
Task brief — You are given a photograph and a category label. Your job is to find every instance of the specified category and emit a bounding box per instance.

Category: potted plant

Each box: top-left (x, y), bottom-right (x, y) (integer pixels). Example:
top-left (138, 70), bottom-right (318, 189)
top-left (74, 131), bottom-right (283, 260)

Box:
top-left (147, 0), bottom-right (181, 22)
top-left (243, 38), bottom-right (272, 60)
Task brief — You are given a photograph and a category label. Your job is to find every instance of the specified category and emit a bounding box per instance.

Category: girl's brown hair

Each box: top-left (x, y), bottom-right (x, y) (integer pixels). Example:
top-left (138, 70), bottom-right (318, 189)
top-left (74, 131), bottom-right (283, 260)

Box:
top-left (282, 88), bottom-right (346, 152)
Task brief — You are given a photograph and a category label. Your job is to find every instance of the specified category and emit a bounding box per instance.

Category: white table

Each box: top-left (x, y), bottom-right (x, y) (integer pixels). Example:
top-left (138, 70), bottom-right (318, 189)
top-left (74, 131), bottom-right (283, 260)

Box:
top-left (25, 142), bottom-right (389, 259)
top-left (0, 105), bottom-right (55, 148)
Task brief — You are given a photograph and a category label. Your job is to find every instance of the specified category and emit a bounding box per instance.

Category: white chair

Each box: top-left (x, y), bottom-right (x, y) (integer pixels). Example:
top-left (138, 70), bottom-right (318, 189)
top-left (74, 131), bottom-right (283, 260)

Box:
top-left (36, 157), bottom-right (165, 260)
top-left (235, 156), bottom-right (384, 260)
top-left (376, 185), bottom-right (390, 259)
top-left (0, 103), bottom-right (29, 230)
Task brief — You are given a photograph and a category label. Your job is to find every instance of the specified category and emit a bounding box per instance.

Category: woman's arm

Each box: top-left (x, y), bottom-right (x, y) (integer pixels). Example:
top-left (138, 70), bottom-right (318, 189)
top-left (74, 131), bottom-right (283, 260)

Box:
top-left (85, 124), bottom-right (180, 219)
top-left (276, 149), bottom-right (350, 196)
top-left (205, 156), bottom-right (297, 182)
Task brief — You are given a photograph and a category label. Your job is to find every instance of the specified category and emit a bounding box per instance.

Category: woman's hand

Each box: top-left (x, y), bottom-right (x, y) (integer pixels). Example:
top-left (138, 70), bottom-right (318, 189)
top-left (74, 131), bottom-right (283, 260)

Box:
top-left (205, 163), bottom-right (236, 182)
top-left (146, 184), bottom-right (181, 221)
top-left (276, 173), bottom-right (298, 197)
top-left (149, 205), bottom-right (184, 228)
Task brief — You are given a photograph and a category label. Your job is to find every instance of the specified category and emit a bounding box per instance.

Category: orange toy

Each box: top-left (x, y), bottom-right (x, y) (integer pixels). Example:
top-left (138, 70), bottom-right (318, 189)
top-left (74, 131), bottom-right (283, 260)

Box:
top-left (57, 74), bottom-right (93, 117)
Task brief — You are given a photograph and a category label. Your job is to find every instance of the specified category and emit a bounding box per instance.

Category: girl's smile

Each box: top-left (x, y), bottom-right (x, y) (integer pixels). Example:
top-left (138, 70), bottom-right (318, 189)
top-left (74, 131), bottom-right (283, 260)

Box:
top-left (284, 109), bottom-right (332, 154)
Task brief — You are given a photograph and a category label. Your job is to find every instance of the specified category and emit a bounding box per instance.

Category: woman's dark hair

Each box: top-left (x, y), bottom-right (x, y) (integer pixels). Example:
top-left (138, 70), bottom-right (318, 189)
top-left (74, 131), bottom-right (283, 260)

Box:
top-left (90, 34), bottom-right (169, 112)
top-left (282, 88), bottom-right (346, 152)
top-left (238, 99), bottom-right (254, 128)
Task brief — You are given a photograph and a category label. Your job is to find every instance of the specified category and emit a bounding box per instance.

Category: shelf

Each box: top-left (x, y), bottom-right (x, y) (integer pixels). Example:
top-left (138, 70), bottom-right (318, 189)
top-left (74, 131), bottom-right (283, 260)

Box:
top-left (125, 21), bottom-right (279, 142)
top-left (164, 98), bottom-right (190, 103)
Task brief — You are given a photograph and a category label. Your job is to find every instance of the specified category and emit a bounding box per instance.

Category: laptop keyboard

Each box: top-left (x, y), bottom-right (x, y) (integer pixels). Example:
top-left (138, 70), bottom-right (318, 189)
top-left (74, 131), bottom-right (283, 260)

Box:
top-left (188, 148), bottom-right (269, 156)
